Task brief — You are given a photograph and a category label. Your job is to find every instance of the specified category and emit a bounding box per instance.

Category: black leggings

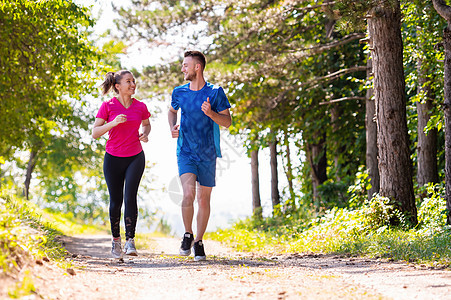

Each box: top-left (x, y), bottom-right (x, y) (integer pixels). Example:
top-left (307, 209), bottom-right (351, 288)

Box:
top-left (103, 151), bottom-right (145, 239)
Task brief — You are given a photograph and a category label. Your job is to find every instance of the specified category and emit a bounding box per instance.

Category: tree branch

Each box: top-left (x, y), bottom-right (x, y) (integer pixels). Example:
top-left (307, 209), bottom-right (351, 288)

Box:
top-left (433, 0), bottom-right (451, 23)
top-left (299, 66), bottom-right (368, 88)
top-left (292, 33), bottom-right (366, 54)
top-left (319, 96), bottom-right (367, 105)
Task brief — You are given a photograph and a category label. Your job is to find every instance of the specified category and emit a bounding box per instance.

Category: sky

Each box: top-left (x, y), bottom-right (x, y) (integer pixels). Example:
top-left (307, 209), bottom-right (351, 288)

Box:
top-left (77, 0), bottom-right (293, 236)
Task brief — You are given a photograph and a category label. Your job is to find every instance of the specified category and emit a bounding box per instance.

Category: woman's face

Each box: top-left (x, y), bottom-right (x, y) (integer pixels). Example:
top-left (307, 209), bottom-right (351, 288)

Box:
top-left (115, 73), bottom-right (136, 96)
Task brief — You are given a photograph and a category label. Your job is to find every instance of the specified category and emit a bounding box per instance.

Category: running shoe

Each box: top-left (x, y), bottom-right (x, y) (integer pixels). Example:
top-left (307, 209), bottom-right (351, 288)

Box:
top-left (111, 237), bottom-right (123, 259)
top-left (193, 240), bottom-right (206, 261)
top-left (179, 232), bottom-right (194, 256)
top-left (124, 238), bottom-right (138, 256)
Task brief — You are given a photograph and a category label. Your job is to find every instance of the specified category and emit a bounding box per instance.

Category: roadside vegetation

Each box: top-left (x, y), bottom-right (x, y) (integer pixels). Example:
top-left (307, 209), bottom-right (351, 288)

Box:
top-left (209, 183), bottom-right (451, 268)
top-left (2, 1), bottom-right (451, 297)
top-left (0, 191), bottom-right (107, 298)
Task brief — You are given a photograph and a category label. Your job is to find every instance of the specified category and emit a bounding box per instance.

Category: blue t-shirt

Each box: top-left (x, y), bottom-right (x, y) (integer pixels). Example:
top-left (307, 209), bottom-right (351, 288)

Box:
top-left (171, 82), bottom-right (231, 161)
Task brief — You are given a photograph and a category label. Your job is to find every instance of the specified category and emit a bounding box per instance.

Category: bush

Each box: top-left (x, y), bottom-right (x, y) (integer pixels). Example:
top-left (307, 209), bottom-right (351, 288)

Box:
top-left (361, 194), bottom-right (407, 230)
top-left (417, 183), bottom-right (447, 229)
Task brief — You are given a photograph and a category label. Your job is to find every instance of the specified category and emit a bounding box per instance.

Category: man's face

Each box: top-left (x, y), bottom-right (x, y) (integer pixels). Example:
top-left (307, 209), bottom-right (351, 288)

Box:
top-left (181, 56), bottom-right (197, 81)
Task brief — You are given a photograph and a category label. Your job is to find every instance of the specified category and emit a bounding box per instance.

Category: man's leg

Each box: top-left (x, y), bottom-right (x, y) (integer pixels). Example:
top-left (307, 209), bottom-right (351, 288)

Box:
top-left (195, 183), bottom-right (213, 242)
top-left (180, 173), bottom-right (197, 234)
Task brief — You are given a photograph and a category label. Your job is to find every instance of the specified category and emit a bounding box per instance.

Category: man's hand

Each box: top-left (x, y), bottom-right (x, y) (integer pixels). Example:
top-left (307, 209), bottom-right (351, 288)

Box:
top-left (201, 97), bottom-right (212, 117)
top-left (171, 124), bottom-right (180, 138)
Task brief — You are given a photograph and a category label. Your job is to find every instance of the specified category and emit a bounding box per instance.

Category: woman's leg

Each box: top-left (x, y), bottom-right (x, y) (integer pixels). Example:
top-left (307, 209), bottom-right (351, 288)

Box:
top-left (103, 153), bottom-right (126, 238)
top-left (123, 151), bottom-right (145, 240)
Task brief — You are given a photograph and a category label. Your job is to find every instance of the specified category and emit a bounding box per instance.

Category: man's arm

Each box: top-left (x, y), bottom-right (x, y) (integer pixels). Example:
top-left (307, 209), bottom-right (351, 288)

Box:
top-left (201, 98), bottom-right (232, 128)
top-left (168, 107), bottom-right (180, 138)
top-left (208, 109), bottom-right (232, 128)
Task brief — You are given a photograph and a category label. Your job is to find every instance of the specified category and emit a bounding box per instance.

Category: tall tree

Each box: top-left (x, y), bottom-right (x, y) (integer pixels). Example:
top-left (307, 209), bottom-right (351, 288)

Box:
top-left (416, 63), bottom-right (439, 186)
top-left (282, 129), bottom-right (296, 204)
top-left (0, 0), bottom-right (101, 159)
top-left (432, 0), bottom-right (451, 223)
top-left (403, 1), bottom-right (441, 187)
top-left (365, 53), bottom-right (380, 199)
top-left (251, 146), bottom-right (262, 218)
top-left (368, 0), bottom-right (417, 224)
top-left (115, 0), bottom-right (368, 210)
top-left (269, 130), bottom-right (280, 209)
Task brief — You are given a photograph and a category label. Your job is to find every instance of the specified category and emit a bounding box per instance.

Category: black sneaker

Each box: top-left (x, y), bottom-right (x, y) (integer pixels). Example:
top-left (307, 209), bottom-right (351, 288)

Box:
top-left (193, 240), bottom-right (206, 261)
top-left (179, 232), bottom-right (194, 256)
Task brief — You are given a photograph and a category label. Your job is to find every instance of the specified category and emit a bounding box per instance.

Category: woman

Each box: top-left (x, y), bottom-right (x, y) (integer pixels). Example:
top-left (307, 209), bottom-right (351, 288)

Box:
top-left (92, 70), bottom-right (151, 259)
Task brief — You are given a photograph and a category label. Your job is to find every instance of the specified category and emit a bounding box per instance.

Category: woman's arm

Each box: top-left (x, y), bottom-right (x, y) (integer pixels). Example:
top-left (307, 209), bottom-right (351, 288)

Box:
top-left (92, 114), bottom-right (127, 139)
top-left (139, 119), bottom-right (151, 143)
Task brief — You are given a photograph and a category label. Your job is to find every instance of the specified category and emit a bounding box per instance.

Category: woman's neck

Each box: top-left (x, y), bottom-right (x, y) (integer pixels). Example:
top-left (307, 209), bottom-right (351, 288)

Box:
top-left (117, 95), bottom-right (133, 108)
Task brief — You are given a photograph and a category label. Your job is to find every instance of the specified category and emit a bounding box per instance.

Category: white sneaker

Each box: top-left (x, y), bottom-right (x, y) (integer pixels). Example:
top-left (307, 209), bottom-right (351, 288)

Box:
top-left (124, 238), bottom-right (138, 256)
top-left (111, 237), bottom-right (123, 259)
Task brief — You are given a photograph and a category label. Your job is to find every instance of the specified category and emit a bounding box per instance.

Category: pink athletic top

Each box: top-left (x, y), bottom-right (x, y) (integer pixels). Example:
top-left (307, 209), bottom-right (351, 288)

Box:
top-left (96, 97), bottom-right (151, 157)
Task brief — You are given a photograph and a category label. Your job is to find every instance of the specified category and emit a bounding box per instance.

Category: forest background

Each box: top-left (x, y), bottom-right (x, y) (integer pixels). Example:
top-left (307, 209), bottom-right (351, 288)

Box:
top-left (2, 0), bottom-right (451, 266)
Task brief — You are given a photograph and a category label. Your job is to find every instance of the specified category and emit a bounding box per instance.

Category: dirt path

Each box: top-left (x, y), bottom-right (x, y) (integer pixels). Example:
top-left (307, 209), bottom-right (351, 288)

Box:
top-left (19, 235), bottom-right (451, 299)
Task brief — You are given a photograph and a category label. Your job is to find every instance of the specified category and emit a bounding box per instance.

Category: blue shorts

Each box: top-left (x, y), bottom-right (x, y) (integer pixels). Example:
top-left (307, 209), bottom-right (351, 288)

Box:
top-left (177, 154), bottom-right (216, 187)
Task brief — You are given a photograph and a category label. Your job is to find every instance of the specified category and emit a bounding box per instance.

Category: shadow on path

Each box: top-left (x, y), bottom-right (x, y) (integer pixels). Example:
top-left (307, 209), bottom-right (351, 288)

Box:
top-left (62, 234), bottom-right (278, 274)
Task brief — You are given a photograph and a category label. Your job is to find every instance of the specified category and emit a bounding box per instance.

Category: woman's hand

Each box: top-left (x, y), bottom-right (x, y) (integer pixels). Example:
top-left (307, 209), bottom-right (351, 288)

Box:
top-left (139, 132), bottom-right (149, 143)
top-left (113, 114), bottom-right (127, 125)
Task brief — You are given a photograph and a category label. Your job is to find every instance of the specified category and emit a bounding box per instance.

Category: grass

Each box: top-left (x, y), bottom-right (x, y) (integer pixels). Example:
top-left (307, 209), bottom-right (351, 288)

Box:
top-left (0, 191), bottom-right (107, 298)
top-left (207, 193), bottom-right (451, 268)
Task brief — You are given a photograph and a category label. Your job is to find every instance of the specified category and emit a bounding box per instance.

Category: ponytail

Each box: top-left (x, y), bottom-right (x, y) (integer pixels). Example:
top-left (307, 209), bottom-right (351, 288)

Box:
top-left (101, 71), bottom-right (115, 95)
top-left (100, 70), bottom-right (133, 95)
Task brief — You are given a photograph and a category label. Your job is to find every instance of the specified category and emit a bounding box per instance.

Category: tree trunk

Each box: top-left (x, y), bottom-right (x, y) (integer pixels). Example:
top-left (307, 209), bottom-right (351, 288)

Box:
top-left (416, 54), bottom-right (438, 186)
top-left (269, 135), bottom-right (280, 209)
top-left (306, 134), bottom-right (328, 209)
top-left (444, 26), bottom-right (451, 225)
top-left (283, 130), bottom-right (295, 206)
top-left (24, 150), bottom-right (38, 200)
top-left (251, 148), bottom-right (262, 218)
top-left (330, 103), bottom-right (343, 181)
top-left (368, 1), bottom-right (417, 225)
top-left (433, 1), bottom-right (451, 224)
top-left (433, 0), bottom-right (451, 224)
top-left (365, 53), bottom-right (380, 199)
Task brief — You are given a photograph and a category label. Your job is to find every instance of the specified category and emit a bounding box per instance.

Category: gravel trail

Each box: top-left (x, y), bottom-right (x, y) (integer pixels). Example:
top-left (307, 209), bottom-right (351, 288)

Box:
top-left (9, 234), bottom-right (451, 299)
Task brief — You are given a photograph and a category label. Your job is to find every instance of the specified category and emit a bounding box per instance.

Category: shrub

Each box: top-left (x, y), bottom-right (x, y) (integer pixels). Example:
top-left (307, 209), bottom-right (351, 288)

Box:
top-left (417, 183), bottom-right (447, 229)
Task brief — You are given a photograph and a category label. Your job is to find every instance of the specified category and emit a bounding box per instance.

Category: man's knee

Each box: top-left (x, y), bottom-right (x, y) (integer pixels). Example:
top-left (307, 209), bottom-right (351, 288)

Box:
top-left (197, 194), bottom-right (211, 210)
top-left (182, 194), bottom-right (195, 207)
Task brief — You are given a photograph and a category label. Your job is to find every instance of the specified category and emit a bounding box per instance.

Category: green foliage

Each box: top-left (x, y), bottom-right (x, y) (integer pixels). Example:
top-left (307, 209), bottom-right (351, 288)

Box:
top-left (210, 187), bottom-right (451, 266)
top-left (0, 0), bottom-right (102, 157)
top-left (8, 270), bottom-right (36, 299)
top-left (115, 0), bottom-right (369, 212)
top-left (347, 167), bottom-right (371, 208)
top-left (317, 180), bottom-right (349, 209)
top-left (0, 0), bottom-right (125, 219)
top-left (0, 192), bottom-right (67, 277)
top-left (0, 189), bottom-right (109, 296)
top-left (362, 195), bottom-right (408, 230)
top-left (417, 183), bottom-right (447, 229)
top-left (402, 0), bottom-right (445, 181)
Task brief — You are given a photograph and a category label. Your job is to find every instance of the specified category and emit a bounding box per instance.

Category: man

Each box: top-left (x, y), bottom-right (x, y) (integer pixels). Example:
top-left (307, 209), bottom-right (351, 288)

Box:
top-left (168, 50), bottom-right (232, 261)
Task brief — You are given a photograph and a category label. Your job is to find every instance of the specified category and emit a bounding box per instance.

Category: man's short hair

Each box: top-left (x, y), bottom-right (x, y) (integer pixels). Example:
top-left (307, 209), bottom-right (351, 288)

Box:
top-left (184, 50), bottom-right (206, 70)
